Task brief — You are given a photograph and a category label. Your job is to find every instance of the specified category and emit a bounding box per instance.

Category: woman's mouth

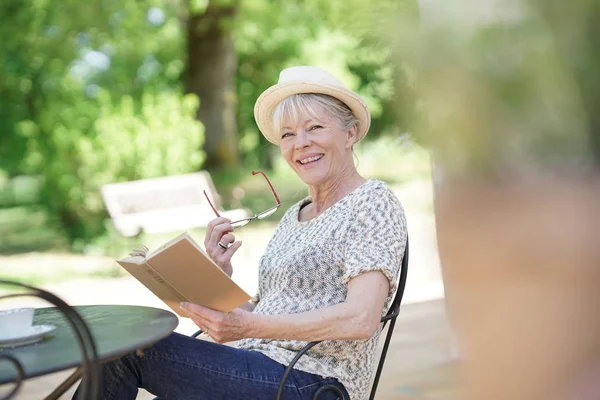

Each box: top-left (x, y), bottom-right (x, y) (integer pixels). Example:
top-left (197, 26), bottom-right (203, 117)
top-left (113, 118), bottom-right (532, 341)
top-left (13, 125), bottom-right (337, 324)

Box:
top-left (298, 154), bottom-right (324, 165)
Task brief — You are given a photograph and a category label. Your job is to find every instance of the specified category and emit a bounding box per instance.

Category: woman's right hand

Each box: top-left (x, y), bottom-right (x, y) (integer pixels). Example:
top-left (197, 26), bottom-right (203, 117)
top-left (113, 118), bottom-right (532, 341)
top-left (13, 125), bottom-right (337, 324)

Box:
top-left (204, 217), bottom-right (243, 277)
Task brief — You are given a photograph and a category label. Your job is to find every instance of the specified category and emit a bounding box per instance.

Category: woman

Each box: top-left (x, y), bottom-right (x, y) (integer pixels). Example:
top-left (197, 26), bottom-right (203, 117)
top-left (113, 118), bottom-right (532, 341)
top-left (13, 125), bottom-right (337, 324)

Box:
top-left (77, 66), bottom-right (407, 400)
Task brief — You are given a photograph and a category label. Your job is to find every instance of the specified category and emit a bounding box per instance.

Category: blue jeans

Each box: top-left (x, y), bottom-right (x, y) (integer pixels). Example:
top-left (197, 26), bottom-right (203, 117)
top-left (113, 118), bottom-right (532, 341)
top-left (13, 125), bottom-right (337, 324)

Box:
top-left (73, 332), bottom-right (348, 400)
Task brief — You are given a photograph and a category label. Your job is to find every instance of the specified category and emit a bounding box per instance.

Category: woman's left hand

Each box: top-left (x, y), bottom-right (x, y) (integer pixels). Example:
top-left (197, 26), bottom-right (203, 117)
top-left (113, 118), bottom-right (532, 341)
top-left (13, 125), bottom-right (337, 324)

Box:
top-left (180, 302), bottom-right (254, 344)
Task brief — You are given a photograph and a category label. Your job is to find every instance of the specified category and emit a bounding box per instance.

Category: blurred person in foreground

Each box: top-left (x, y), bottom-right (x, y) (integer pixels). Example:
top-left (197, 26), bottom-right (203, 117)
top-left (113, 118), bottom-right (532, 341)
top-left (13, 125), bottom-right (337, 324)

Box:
top-left (408, 0), bottom-right (600, 399)
top-left (73, 66), bottom-right (407, 400)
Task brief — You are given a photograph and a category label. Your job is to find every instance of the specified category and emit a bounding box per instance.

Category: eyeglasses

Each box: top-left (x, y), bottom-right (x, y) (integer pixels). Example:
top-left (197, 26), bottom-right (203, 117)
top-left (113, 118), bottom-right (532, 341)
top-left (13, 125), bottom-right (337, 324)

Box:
top-left (203, 171), bottom-right (281, 228)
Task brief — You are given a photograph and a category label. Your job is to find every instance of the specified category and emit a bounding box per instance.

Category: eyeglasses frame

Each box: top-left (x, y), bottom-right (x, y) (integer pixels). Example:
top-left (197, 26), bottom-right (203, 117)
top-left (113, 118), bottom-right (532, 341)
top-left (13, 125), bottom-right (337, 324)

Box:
top-left (203, 171), bottom-right (281, 228)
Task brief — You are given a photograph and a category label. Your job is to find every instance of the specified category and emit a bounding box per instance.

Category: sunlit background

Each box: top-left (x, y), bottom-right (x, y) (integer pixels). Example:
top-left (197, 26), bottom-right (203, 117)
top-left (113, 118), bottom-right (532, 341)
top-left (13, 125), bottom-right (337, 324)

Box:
top-left (1, 0), bottom-right (599, 398)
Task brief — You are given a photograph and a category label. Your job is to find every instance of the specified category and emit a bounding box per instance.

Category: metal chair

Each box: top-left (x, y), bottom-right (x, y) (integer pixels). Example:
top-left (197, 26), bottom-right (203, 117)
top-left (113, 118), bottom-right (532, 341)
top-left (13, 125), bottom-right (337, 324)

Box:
top-left (191, 238), bottom-right (409, 400)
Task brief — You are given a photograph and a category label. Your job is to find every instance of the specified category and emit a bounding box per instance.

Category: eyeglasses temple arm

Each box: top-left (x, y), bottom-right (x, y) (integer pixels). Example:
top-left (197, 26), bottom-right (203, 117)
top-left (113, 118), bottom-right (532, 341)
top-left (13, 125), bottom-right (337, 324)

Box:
top-left (203, 190), bottom-right (221, 217)
top-left (252, 171), bottom-right (281, 205)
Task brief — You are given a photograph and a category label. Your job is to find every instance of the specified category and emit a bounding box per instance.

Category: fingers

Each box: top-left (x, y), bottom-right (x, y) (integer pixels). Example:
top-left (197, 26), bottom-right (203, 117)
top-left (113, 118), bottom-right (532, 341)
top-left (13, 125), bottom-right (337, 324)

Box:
top-left (204, 217), bottom-right (232, 247)
top-left (204, 218), bottom-right (234, 260)
top-left (180, 302), bottom-right (225, 339)
top-left (181, 301), bottom-right (209, 315)
top-left (210, 222), bottom-right (234, 249)
top-left (214, 241), bottom-right (242, 265)
top-left (219, 233), bottom-right (235, 247)
top-left (180, 302), bottom-right (211, 327)
top-left (225, 240), bottom-right (242, 256)
top-left (180, 303), bottom-right (249, 344)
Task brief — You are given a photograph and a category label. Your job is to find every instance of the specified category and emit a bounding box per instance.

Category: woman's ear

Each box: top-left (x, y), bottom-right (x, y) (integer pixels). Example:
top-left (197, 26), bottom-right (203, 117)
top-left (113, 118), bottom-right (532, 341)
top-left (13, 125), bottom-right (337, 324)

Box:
top-left (346, 125), bottom-right (358, 149)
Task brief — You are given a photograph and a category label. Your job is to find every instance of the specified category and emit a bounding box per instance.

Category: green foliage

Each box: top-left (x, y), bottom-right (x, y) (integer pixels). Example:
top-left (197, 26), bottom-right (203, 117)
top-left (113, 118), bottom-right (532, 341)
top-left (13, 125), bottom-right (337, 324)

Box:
top-left (0, 0), bottom-right (203, 243)
top-left (0, 0), bottom-right (186, 173)
top-left (234, 0), bottom-right (418, 167)
top-left (0, 206), bottom-right (67, 254)
top-left (355, 135), bottom-right (431, 184)
top-left (0, 0), bottom-right (421, 248)
top-left (234, 0), bottom-right (320, 167)
top-left (84, 91), bottom-right (205, 182)
top-left (26, 90), bottom-right (205, 242)
top-left (0, 175), bottom-right (43, 208)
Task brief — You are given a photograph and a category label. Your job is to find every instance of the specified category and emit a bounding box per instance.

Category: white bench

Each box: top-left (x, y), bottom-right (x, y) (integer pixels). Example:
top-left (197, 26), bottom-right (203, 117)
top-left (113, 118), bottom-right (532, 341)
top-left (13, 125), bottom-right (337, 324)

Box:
top-left (101, 172), bottom-right (248, 237)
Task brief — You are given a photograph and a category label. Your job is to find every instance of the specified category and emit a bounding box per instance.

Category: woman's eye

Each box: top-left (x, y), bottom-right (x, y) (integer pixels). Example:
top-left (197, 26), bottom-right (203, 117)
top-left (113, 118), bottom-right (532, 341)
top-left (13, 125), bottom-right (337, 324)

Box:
top-left (309, 125), bottom-right (323, 131)
top-left (281, 132), bottom-right (294, 139)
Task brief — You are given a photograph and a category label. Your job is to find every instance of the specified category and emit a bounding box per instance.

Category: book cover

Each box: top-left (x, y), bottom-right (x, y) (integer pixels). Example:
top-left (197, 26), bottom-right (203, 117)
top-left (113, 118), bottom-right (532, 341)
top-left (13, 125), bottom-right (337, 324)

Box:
top-left (117, 232), bottom-right (251, 317)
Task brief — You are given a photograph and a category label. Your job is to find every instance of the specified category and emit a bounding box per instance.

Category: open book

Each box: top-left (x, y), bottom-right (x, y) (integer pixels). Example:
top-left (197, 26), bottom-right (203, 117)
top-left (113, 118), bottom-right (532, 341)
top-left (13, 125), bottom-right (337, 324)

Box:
top-left (116, 232), bottom-right (251, 317)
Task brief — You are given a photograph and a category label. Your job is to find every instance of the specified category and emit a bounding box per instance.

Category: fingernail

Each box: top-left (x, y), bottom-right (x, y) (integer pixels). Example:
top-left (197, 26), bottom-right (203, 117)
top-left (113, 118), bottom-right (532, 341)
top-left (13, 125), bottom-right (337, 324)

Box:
top-left (180, 302), bottom-right (188, 309)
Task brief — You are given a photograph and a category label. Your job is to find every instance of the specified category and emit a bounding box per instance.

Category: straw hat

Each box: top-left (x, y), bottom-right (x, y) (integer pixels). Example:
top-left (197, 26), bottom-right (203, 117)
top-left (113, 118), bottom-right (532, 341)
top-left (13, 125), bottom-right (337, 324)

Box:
top-left (254, 66), bottom-right (371, 145)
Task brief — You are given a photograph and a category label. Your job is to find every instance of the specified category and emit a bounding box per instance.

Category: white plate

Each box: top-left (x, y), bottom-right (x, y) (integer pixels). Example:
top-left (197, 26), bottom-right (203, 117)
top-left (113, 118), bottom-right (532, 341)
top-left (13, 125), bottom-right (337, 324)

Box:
top-left (0, 325), bottom-right (56, 347)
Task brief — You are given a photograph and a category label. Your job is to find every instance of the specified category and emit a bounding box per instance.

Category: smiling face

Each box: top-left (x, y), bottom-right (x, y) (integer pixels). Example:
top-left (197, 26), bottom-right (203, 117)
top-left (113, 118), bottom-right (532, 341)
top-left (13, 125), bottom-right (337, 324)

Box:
top-left (274, 94), bottom-right (358, 187)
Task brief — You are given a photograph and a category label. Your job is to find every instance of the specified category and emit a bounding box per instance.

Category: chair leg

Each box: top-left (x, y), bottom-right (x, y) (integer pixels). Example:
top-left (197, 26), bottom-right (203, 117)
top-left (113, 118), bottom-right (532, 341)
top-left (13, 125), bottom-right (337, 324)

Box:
top-left (0, 355), bottom-right (24, 400)
top-left (44, 367), bottom-right (84, 400)
top-left (191, 329), bottom-right (203, 338)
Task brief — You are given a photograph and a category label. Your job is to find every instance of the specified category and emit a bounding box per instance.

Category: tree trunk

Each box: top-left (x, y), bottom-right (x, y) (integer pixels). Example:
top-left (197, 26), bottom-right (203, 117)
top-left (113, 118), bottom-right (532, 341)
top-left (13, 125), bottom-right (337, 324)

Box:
top-left (185, 1), bottom-right (240, 170)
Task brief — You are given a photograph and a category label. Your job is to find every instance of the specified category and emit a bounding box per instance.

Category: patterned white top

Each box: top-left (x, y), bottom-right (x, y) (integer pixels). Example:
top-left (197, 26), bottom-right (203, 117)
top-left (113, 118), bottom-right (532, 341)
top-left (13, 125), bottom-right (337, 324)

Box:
top-left (236, 179), bottom-right (407, 400)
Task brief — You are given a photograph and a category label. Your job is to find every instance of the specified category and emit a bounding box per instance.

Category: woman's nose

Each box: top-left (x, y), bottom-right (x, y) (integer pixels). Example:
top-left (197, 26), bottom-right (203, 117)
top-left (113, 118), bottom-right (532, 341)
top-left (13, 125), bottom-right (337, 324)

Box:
top-left (294, 130), bottom-right (310, 149)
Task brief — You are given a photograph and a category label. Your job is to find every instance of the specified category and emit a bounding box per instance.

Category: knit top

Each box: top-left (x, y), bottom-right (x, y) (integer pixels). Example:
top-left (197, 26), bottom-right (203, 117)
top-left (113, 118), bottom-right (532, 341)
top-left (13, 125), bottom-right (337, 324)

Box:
top-left (236, 179), bottom-right (407, 400)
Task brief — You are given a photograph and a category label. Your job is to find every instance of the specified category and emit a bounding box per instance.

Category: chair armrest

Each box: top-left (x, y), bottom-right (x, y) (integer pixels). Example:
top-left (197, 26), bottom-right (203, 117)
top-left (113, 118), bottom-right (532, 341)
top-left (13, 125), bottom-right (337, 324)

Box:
top-left (276, 340), bottom-right (350, 400)
top-left (275, 310), bottom-right (398, 400)
top-left (189, 331), bottom-right (345, 398)
top-left (276, 341), bottom-right (321, 399)
top-left (381, 308), bottom-right (400, 323)
top-left (191, 329), bottom-right (203, 338)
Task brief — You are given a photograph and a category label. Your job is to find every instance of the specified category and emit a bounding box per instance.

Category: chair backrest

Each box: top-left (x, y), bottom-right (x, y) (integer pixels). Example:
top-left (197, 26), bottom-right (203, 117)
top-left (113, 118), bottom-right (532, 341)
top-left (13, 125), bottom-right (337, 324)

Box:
top-left (369, 236), bottom-right (409, 400)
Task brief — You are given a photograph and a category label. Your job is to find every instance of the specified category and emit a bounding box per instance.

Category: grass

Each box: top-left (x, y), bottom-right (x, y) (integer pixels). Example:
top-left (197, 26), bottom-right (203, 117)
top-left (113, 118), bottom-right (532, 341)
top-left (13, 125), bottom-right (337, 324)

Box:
top-left (0, 270), bottom-right (111, 288)
top-left (0, 206), bottom-right (68, 254)
top-left (356, 135), bottom-right (431, 184)
top-left (0, 268), bottom-right (127, 293)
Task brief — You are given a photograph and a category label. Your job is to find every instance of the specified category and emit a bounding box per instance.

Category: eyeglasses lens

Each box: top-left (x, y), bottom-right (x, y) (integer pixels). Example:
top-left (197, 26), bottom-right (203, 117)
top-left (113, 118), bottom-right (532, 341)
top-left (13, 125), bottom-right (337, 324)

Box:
top-left (256, 206), bottom-right (279, 220)
top-left (231, 219), bottom-right (252, 228)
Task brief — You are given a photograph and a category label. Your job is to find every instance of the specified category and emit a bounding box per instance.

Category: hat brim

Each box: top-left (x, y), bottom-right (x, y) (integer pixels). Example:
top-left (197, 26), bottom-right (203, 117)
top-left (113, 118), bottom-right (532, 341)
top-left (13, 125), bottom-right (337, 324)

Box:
top-left (254, 81), bottom-right (371, 145)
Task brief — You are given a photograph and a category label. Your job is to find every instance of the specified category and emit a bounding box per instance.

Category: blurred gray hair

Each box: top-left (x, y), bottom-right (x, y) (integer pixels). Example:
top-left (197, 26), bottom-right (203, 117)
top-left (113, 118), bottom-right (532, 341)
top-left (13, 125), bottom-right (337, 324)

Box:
top-left (272, 93), bottom-right (359, 138)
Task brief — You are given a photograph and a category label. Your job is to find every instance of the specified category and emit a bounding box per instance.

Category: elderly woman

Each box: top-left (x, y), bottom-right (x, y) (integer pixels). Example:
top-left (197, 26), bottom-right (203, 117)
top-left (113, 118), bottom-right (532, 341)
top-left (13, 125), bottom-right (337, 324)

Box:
top-left (75, 66), bottom-right (407, 400)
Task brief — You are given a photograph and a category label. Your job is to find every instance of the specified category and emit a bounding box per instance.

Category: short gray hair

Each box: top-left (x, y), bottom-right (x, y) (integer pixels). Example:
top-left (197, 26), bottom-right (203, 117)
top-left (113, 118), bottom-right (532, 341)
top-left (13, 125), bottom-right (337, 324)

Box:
top-left (272, 93), bottom-right (359, 137)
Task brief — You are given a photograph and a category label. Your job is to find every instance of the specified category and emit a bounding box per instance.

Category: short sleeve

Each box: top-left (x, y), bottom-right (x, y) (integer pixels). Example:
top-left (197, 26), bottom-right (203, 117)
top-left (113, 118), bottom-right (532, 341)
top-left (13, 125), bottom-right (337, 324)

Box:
top-left (343, 185), bottom-right (407, 300)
